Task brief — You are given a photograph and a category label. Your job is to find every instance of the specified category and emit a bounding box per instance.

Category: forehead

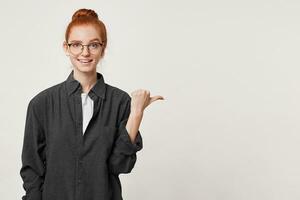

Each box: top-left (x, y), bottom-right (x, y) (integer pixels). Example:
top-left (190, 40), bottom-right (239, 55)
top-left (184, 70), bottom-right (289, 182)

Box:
top-left (68, 25), bottom-right (102, 43)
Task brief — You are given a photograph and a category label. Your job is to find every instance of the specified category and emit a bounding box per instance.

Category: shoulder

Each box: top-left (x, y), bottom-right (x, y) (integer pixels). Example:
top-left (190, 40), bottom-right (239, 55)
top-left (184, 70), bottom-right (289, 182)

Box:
top-left (105, 83), bottom-right (131, 103)
top-left (105, 83), bottom-right (132, 124)
top-left (28, 81), bottom-right (64, 110)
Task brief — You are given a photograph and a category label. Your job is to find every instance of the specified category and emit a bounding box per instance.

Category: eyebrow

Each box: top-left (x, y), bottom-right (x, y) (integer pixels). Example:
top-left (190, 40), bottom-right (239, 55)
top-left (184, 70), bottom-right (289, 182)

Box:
top-left (69, 38), bottom-right (101, 43)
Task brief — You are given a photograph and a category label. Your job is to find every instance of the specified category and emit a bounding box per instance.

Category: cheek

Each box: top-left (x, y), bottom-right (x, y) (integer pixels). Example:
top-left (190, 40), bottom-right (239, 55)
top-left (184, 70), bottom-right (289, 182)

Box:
top-left (68, 57), bottom-right (82, 69)
top-left (94, 54), bottom-right (103, 62)
top-left (69, 57), bottom-right (78, 65)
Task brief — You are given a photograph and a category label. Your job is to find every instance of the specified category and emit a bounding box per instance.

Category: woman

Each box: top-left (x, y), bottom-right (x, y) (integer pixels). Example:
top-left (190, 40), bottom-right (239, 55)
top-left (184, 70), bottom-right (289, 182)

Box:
top-left (20, 8), bottom-right (164, 200)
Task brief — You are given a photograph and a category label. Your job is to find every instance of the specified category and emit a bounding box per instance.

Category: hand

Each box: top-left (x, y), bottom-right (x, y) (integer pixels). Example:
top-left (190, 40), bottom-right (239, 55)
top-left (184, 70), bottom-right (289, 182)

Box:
top-left (130, 89), bottom-right (164, 114)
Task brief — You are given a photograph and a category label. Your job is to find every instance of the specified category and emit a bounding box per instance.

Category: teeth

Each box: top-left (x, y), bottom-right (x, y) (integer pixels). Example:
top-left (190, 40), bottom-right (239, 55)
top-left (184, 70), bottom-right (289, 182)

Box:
top-left (78, 59), bottom-right (92, 63)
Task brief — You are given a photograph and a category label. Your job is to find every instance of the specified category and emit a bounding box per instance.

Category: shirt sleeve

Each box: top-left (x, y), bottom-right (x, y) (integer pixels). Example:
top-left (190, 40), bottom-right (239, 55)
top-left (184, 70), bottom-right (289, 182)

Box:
top-left (108, 95), bottom-right (143, 175)
top-left (20, 100), bottom-right (46, 200)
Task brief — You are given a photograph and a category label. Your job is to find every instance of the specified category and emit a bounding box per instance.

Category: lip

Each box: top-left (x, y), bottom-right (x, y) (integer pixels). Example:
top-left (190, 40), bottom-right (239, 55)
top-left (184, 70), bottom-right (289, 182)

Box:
top-left (77, 59), bottom-right (93, 64)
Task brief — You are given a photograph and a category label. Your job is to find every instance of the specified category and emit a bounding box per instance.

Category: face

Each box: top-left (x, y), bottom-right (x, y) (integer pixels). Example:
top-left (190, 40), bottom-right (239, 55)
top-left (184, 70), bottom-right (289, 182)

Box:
top-left (63, 25), bottom-right (104, 74)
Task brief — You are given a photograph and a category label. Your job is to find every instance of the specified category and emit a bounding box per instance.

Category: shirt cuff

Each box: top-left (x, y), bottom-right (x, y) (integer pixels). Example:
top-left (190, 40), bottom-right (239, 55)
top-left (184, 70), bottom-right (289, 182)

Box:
top-left (22, 190), bottom-right (42, 200)
top-left (116, 119), bottom-right (143, 155)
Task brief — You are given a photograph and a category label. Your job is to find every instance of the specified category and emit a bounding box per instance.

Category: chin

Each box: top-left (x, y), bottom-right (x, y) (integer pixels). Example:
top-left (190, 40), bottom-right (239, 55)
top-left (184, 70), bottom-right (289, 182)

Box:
top-left (74, 65), bottom-right (96, 73)
top-left (71, 60), bottom-right (95, 70)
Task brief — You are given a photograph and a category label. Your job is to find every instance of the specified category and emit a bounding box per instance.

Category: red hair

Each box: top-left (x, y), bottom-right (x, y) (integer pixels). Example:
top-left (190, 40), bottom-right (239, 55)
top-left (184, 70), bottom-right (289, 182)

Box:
top-left (65, 8), bottom-right (107, 50)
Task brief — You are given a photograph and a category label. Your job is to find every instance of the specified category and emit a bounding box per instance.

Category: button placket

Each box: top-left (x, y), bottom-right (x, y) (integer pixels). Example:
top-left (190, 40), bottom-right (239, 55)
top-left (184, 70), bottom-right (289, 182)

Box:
top-left (74, 93), bottom-right (84, 193)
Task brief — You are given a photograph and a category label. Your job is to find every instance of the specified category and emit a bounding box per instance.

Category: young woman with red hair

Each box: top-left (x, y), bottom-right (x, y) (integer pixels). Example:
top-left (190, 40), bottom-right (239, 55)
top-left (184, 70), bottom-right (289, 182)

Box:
top-left (20, 8), bottom-right (164, 200)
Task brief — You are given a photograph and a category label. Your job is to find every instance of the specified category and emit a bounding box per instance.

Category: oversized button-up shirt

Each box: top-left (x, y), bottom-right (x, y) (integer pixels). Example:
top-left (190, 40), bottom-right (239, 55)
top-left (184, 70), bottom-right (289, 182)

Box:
top-left (20, 70), bottom-right (143, 200)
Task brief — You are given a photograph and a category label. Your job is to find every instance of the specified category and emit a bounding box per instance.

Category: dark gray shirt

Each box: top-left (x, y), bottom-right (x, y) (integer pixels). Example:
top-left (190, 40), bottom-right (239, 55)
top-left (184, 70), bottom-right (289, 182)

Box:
top-left (20, 70), bottom-right (143, 200)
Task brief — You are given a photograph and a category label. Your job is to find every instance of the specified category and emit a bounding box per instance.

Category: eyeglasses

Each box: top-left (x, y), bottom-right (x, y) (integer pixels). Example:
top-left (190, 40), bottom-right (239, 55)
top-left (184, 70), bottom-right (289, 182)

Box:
top-left (67, 42), bottom-right (104, 55)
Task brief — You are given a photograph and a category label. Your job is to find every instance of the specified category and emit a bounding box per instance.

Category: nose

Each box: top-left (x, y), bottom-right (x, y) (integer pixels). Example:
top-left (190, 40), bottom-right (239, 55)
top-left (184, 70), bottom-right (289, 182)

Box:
top-left (81, 45), bottom-right (90, 56)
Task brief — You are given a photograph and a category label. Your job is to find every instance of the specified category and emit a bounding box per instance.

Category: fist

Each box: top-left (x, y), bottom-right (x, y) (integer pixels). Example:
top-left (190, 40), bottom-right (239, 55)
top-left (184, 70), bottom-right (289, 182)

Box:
top-left (130, 89), bottom-right (164, 114)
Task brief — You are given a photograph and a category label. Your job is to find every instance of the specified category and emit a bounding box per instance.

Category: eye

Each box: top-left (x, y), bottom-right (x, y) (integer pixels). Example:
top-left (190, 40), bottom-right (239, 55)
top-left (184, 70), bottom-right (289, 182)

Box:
top-left (89, 43), bottom-right (100, 49)
top-left (71, 43), bottom-right (81, 48)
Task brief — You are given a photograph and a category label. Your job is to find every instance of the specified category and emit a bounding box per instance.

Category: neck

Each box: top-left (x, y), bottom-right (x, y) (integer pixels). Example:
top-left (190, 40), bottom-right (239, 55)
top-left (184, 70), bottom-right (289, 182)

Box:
top-left (73, 68), bottom-right (97, 94)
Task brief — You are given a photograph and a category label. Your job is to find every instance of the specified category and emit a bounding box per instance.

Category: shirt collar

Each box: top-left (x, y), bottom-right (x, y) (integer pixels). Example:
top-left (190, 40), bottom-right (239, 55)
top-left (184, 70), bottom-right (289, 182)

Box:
top-left (65, 70), bottom-right (106, 99)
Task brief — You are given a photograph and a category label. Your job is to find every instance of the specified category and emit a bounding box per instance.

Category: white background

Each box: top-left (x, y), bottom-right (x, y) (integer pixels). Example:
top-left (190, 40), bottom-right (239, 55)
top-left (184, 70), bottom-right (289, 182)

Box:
top-left (1, 0), bottom-right (300, 199)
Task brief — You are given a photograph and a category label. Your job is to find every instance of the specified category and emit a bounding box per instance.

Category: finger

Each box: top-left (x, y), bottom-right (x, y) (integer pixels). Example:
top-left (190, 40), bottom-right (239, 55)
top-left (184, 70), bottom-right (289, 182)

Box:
top-left (149, 95), bottom-right (164, 104)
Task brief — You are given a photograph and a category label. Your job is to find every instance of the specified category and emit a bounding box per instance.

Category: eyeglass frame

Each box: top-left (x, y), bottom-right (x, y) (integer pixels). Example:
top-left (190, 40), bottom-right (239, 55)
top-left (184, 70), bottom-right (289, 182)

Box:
top-left (66, 41), bottom-right (104, 55)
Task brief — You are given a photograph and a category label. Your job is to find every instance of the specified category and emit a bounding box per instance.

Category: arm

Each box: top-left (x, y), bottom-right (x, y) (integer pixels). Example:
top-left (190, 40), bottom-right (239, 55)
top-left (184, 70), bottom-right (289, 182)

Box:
top-left (20, 100), bottom-right (46, 200)
top-left (108, 89), bottom-right (164, 175)
top-left (125, 89), bottom-right (163, 144)
top-left (108, 95), bottom-right (143, 175)
top-left (126, 110), bottom-right (143, 144)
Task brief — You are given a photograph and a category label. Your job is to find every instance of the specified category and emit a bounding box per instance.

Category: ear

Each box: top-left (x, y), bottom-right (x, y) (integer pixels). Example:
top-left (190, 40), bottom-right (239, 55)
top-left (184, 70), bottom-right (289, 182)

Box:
top-left (62, 41), bottom-right (70, 56)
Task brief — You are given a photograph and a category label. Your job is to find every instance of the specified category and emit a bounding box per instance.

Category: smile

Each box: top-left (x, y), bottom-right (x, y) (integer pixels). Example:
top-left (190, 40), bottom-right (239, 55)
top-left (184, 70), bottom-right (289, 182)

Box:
top-left (77, 59), bottom-right (93, 63)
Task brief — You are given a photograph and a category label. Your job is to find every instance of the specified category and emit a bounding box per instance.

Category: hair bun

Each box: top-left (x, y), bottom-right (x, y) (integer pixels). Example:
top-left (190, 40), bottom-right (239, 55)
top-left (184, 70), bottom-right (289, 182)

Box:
top-left (72, 8), bottom-right (99, 21)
